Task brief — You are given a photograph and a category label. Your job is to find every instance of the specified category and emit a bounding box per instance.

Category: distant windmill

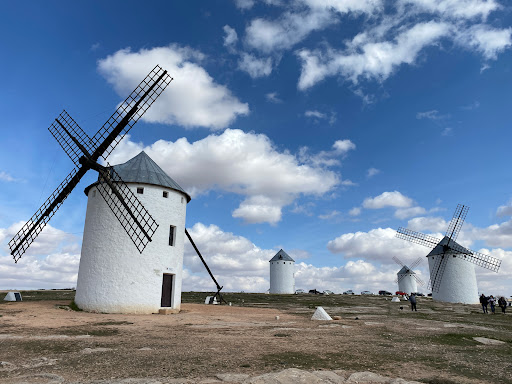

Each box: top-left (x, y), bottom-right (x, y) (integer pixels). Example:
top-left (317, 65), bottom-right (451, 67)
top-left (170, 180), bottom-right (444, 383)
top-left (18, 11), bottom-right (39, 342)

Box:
top-left (393, 256), bottom-right (425, 294)
top-left (396, 204), bottom-right (501, 304)
top-left (9, 65), bottom-right (172, 261)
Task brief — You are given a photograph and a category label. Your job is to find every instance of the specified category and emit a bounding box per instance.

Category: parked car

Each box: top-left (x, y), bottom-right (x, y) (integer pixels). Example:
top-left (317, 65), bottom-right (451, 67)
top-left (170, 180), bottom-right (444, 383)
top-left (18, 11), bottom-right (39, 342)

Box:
top-left (323, 290), bottom-right (334, 295)
top-left (343, 290), bottom-right (355, 295)
top-left (378, 290), bottom-right (392, 295)
top-left (396, 291), bottom-right (407, 296)
top-left (427, 293), bottom-right (433, 297)
top-left (415, 292), bottom-right (424, 296)
top-left (309, 289), bottom-right (323, 295)
top-left (361, 290), bottom-right (373, 295)
top-left (295, 289), bottom-right (305, 294)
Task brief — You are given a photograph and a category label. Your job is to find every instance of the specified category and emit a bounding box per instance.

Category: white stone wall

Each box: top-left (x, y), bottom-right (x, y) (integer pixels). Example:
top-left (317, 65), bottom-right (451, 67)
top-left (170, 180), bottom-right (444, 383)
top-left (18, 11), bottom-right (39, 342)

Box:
top-left (428, 255), bottom-right (479, 304)
top-left (397, 274), bottom-right (418, 294)
top-left (75, 183), bottom-right (187, 314)
top-left (269, 261), bottom-right (295, 294)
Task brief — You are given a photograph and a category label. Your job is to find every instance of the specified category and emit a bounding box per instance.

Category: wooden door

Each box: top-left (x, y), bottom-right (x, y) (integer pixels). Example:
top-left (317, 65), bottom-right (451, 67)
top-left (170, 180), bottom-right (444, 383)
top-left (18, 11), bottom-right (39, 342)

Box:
top-left (161, 274), bottom-right (173, 307)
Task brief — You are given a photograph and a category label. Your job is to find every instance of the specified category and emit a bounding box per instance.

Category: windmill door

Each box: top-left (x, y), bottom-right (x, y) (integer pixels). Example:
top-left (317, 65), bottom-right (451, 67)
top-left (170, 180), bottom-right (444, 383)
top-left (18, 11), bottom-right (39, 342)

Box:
top-left (161, 274), bottom-right (174, 307)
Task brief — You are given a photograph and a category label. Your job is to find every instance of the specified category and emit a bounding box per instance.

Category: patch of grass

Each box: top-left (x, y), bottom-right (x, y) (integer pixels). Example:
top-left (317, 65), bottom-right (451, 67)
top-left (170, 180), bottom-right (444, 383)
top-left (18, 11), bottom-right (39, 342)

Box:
top-left (273, 333), bottom-right (291, 337)
top-left (430, 333), bottom-right (480, 347)
top-left (93, 321), bottom-right (133, 326)
top-left (422, 378), bottom-right (460, 384)
top-left (69, 300), bottom-right (82, 311)
top-left (240, 364), bottom-right (251, 368)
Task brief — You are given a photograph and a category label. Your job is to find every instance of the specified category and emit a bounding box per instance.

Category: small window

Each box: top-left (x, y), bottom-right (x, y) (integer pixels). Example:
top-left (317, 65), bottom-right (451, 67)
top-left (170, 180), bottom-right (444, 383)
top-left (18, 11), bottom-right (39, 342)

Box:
top-left (181, 197), bottom-right (184, 203)
top-left (163, 191), bottom-right (168, 198)
top-left (92, 190), bottom-right (96, 197)
top-left (137, 187), bottom-right (144, 194)
top-left (169, 225), bottom-right (176, 246)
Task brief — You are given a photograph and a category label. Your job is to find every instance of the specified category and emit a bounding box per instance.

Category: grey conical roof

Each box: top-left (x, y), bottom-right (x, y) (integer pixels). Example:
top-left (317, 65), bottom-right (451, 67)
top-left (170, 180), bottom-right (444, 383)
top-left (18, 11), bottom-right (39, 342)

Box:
top-left (85, 151), bottom-right (191, 202)
top-left (427, 236), bottom-right (471, 257)
top-left (269, 249), bottom-right (295, 262)
top-left (397, 266), bottom-right (415, 275)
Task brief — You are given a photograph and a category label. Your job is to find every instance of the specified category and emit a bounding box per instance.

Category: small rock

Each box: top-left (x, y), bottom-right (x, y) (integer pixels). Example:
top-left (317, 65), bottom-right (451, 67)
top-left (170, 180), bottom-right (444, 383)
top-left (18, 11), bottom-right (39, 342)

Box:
top-left (0, 361), bottom-right (16, 371)
top-left (473, 337), bottom-right (506, 345)
top-left (332, 316), bottom-right (342, 320)
top-left (313, 370), bottom-right (346, 383)
top-left (347, 371), bottom-right (389, 383)
top-left (216, 373), bottom-right (250, 382)
top-left (81, 347), bottom-right (113, 354)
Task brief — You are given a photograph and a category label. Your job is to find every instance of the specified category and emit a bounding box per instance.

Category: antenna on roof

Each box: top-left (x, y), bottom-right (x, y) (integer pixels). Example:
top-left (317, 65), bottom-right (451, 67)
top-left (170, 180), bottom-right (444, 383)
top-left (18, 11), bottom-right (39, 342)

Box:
top-left (9, 65), bottom-right (173, 262)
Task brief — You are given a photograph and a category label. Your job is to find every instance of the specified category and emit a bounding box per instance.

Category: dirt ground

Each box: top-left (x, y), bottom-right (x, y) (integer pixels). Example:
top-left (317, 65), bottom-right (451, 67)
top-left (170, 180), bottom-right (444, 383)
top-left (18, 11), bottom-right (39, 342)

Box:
top-left (1, 292), bottom-right (511, 383)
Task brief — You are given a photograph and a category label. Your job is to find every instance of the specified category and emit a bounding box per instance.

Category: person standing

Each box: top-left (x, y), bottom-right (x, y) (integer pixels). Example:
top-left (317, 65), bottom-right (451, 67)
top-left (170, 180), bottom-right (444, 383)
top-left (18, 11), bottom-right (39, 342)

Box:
top-left (409, 292), bottom-right (417, 311)
top-left (498, 297), bottom-right (507, 314)
top-left (488, 295), bottom-right (496, 314)
top-left (479, 294), bottom-right (488, 314)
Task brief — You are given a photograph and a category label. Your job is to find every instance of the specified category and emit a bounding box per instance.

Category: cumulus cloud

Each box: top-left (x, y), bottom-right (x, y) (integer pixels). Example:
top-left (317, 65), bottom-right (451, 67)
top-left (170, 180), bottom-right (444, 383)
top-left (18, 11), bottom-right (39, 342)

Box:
top-left (363, 191), bottom-right (414, 209)
top-left (497, 201), bottom-right (512, 217)
top-left (456, 24), bottom-right (512, 60)
top-left (401, 0), bottom-right (500, 20)
top-left (107, 130), bottom-right (343, 225)
top-left (318, 210), bottom-right (341, 220)
top-left (238, 53), bottom-right (273, 78)
top-left (234, 0), bottom-right (255, 10)
top-left (349, 207), bottom-right (361, 216)
top-left (299, 139), bottom-right (356, 168)
top-left (305, 110), bottom-right (327, 119)
top-left (97, 45), bottom-right (249, 130)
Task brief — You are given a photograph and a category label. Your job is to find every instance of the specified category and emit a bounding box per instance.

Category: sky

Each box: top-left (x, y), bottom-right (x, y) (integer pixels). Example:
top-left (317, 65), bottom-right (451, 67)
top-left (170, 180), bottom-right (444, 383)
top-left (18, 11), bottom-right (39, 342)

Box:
top-left (1, 0), bottom-right (511, 297)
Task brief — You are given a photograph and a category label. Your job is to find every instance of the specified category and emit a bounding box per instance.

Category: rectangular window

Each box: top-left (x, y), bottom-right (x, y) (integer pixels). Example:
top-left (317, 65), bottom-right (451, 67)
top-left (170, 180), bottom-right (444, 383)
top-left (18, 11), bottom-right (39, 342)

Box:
top-left (163, 191), bottom-right (168, 198)
top-left (137, 187), bottom-right (144, 194)
top-left (169, 225), bottom-right (176, 246)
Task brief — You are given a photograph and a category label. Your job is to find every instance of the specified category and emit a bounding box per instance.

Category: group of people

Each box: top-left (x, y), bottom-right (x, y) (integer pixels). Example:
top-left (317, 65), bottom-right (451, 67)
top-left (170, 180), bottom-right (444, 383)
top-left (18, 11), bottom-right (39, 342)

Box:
top-left (479, 294), bottom-right (508, 314)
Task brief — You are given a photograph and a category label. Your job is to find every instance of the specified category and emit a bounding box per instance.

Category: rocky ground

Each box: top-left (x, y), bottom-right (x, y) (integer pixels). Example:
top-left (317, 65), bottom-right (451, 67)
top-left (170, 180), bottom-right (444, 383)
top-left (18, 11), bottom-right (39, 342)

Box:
top-left (1, 292), bottom-right (511, 384)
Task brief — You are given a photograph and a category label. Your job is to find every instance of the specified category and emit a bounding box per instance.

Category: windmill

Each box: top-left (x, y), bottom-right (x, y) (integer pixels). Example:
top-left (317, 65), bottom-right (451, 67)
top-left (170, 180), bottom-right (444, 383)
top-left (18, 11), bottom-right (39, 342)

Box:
top-left (393, 256), bottom-right (425, 295)
top-left (396, 204), bottom-right (501, 304)
top-left (8, 65), bottom-right (172, 261)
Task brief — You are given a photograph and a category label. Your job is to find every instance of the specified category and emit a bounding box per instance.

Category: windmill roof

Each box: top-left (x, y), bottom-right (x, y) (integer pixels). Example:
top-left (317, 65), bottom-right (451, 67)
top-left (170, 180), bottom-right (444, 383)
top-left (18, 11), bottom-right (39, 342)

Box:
top-left (84, 151), bottom-right (191, 202)
top-left (397, 266), bottom-right (415, 275)
top-left (269, 249), bottom-right (295, 262)
top-left (427, 236), bottom-right (471, 257)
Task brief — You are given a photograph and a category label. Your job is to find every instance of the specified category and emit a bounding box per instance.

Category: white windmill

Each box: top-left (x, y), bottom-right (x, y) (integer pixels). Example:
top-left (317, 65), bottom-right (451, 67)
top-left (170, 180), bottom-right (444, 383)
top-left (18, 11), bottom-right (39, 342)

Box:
top-left (75, 151), bottom-right (191, 314)
top-left (269, 249), bottom-right (295, 294)
top-left (397, 204), bottom-right (502, 304)
top-left (393, 256), bottom-right (425, 295)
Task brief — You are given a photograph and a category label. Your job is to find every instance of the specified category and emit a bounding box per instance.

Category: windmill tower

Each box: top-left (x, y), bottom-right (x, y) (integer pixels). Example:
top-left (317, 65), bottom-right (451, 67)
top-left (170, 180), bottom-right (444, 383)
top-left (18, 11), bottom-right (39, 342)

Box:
top-left (269, 249), bottom-right (295, 294)
top-left (75, 152), bottom-right (191, 314)
top-left (396, 204), bottom-right (502, 304)
top-left (393, 256), bottom-right (424, 295)
top-left (8, 66), bottom-right (175, 311)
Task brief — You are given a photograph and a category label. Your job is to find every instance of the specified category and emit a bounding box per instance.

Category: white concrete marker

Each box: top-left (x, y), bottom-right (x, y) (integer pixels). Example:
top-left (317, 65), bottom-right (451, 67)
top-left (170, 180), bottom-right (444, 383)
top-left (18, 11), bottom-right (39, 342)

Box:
top-left (311, 306), bottom-right (333, 321)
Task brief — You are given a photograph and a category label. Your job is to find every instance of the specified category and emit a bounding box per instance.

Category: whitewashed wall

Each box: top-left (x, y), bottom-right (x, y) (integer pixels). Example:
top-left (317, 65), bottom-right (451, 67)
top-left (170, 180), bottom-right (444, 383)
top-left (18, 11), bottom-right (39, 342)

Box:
top-left (75, 183), bottom-right (188, 314)
top-left (428, 255), bottom-right (479, 304)
top-left (397, 274), bottom-right (418, 295)
top-left (269, 260), bottom-right (295, 294)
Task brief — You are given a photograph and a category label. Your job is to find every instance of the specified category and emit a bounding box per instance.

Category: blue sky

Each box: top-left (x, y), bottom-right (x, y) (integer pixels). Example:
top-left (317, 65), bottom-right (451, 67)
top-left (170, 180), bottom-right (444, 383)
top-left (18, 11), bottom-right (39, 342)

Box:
top-left (1, 0), bottom-right (511, 296)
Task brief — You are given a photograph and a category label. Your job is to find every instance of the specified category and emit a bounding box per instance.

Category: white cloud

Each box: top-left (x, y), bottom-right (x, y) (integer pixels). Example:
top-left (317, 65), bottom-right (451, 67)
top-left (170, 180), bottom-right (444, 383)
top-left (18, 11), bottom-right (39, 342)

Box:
top-left (265, 92), bottom-right (282, 103)
top-left (367, 167), bottom-right (380, 178)
top-left (305, 110), bottom-right (327, 119)
top-left (245, 9), bottom-right (337, 54)
top-left (238, 53), bottom-right (273, 78)
top-left (234, 0), bottom-right (255, 10)
top-left (223, 25), bottom-right (238, 52)
top-left (406, 216), bottom-right (448, 233)
top-left (0, 171), bottom-right (16, 182)
top-left (401, 0), bottom-right (500, 20)
top-left (416, 109), bottom-right (450, 120)
top-left (97, 45), bottom-right (249, 130)
top-left (349, 207), bottom-right (361, 216)
top-left (457, 25), bottom-right (512, 60)
top-left (394, 206), bottom-right (427, 220)
top-left (107, 130), bottom-right (341, 225)
top-left (318, 210), bottom-right (341, 220)
top-left (299, 139), bottom-right (356, 167)
top-left (497, 201), bottom-right (512, 217)
top-left (298, 21), bottom-right (451, 89)
top-left (363, 191), bottom-right (414, 209)
top-left (441, 127), bottom-right (453, 136)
